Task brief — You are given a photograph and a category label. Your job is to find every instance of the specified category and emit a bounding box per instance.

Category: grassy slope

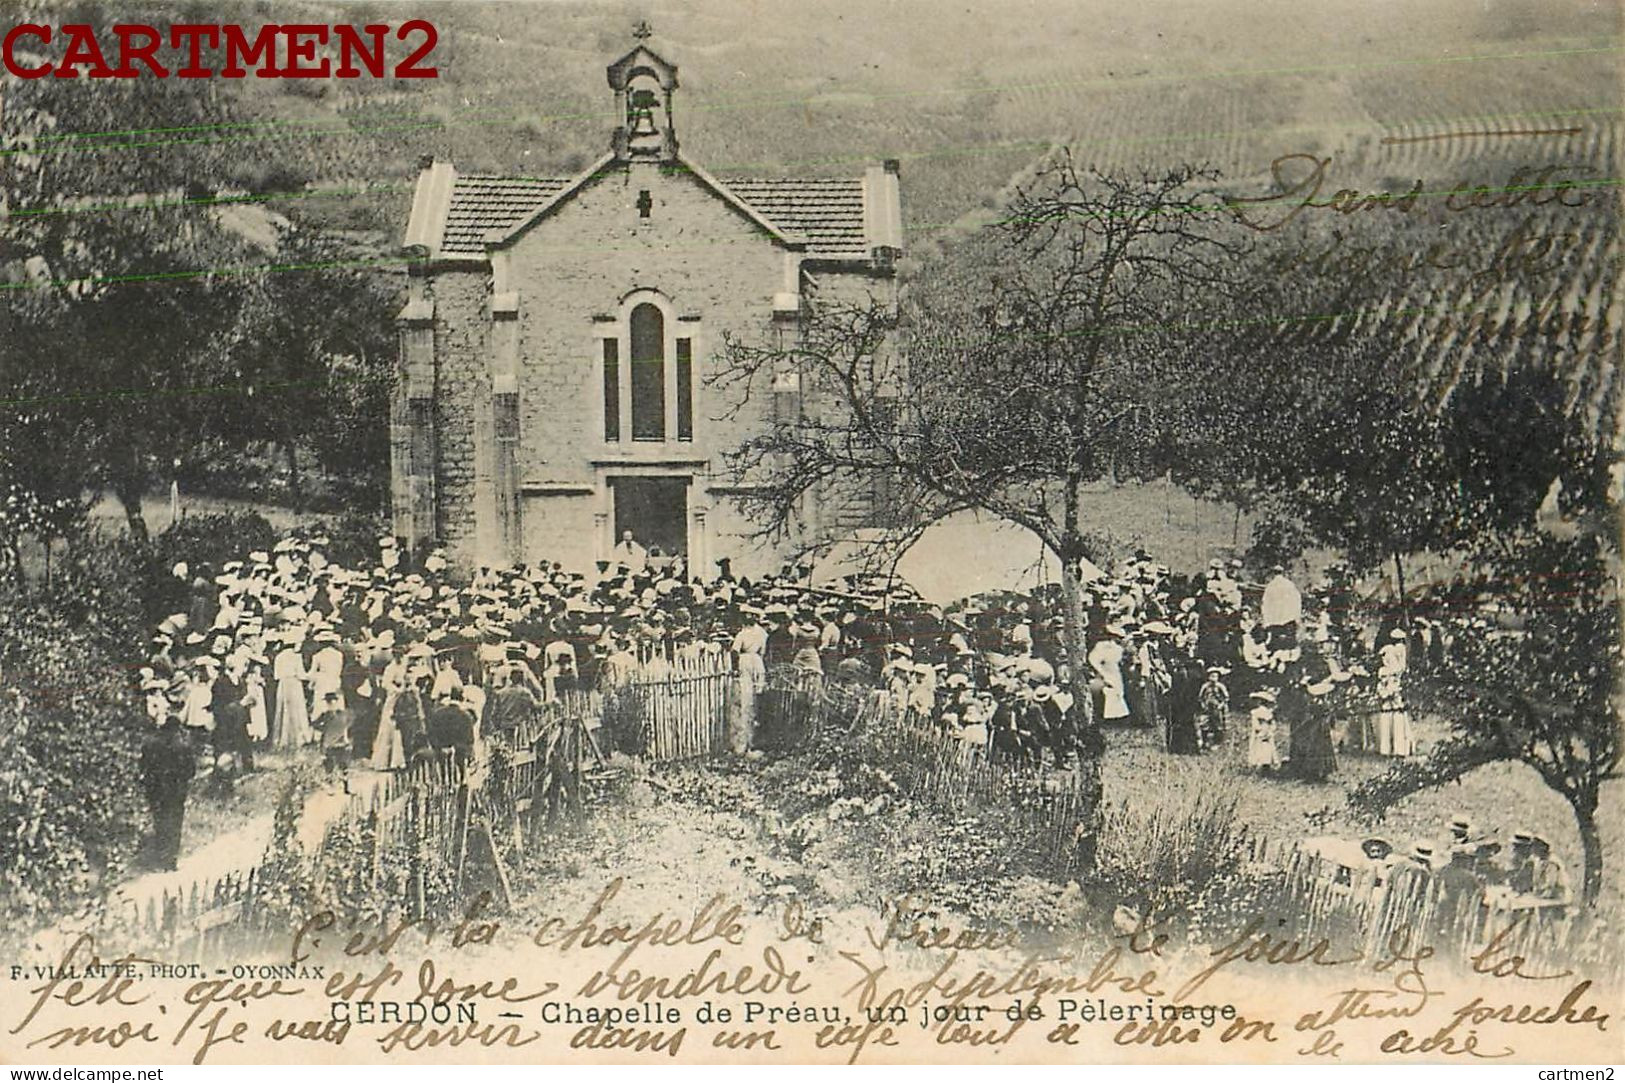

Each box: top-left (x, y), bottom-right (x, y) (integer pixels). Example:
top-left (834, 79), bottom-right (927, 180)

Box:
top-left (219, 0), bottom-right (1617, 237)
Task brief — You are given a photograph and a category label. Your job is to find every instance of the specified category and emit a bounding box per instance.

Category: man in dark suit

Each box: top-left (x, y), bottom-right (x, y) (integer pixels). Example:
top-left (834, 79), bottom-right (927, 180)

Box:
top-left (483, 661), bottom-right (537, 742)
top-left (845, 609), bottom-right (881, 682)
top-left (394, 664), bottom-right (431, 764)
top-left (140, 710), bottom-right (196, 870)
top-left (342, 637), bottom-right (381, 764)
top-left (1195, 590), bottom-right (1229, 669)
top-left (314, 690), bottom-right (353, 771)
top-left (764, 608), bottom-right (795, 670)
top-left (427, 688), bottom-right (477, 760)
top-left (211, 654), bottom-right (253, 775)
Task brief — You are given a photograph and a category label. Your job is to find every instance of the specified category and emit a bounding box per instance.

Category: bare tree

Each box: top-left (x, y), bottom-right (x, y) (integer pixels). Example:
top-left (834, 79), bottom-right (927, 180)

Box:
top-left (715, 154), bottom-right (1253, 737)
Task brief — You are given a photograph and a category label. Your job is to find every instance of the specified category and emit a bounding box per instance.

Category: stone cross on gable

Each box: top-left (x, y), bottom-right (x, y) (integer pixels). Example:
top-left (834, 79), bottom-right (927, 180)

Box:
top-left (632, 20), bottom-right (653, 42)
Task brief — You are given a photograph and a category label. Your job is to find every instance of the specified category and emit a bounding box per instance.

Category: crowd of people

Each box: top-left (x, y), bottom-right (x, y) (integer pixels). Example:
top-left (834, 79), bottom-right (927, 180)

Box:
top-left (869, 553), bottom-right (1435, 784)
top-left (135, 530), bottom-right (1444, 868)
top-left (1309, 814), bottom-right (1573, 920)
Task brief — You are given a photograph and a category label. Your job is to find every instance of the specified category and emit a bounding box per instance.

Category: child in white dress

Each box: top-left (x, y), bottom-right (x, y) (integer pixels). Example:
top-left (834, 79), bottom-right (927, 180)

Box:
top-left (1247, 688), bottom-right (1280, 770)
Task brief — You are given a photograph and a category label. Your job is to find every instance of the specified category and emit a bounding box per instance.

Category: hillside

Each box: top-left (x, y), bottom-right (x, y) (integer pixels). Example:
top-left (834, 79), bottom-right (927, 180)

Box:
top-left (126, 0), bottom-right (1617, 249)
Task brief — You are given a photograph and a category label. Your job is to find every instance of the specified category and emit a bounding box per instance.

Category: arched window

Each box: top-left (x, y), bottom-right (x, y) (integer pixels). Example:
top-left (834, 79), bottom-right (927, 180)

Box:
top-left (629, 303), bottom-right (665, 441)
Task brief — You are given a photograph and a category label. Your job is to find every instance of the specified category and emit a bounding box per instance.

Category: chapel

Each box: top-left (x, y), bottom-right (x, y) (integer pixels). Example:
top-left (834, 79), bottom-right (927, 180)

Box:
top-left (392, 39), bottom-right (904, 575)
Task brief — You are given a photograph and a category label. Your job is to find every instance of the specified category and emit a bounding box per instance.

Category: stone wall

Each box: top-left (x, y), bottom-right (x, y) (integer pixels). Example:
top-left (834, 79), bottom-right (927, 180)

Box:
top-left (503, 160), bottom-right (787, 488)
top-left (423, 269), bottom-right (491, 550)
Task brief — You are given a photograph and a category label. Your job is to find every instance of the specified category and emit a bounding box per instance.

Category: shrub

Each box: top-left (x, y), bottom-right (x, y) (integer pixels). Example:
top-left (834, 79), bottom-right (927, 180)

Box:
top-left (1246, 514), bottom-right (1311, 570)
top-left (154, 510), bottom-right (278, 576)
top-left (1094, 781), bottom-right (1248, 923)
top-left (0, 599), bottom-right (147, 931)
top-left (300, 509), bottom-right (387, 570)
top-left (176, 443), bottom-right (276, 503)
top-left (33, 530), bottom-right (159, 655)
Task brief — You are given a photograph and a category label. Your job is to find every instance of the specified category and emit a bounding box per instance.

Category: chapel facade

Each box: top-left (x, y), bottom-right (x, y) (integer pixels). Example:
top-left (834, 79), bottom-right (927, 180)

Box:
top-left (392, 42), bottom-right (904, 576)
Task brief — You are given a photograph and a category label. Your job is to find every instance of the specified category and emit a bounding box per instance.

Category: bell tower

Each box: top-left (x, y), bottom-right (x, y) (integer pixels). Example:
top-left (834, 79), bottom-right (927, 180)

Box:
top-left (607, 26), bottom-right (679, 163)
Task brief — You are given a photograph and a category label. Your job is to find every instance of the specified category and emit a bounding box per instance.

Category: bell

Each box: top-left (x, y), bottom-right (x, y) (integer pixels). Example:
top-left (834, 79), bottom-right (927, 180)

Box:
top-left (628, 89), bottom-right (659, 136)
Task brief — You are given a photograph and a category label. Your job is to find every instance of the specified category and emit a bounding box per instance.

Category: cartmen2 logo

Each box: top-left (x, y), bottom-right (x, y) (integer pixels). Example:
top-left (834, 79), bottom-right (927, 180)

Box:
top-left (1, 20), bottom-right (439, 78)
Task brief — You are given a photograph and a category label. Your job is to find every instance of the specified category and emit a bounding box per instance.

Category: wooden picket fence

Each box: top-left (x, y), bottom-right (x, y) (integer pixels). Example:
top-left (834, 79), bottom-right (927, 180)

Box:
top-left (846, 690), bottom-right (1619, 974)
top-left (99, 700), bottom-right (588, 956)
top-left (95, 867), bottom-right (264, 963)
top-left (614, 653), bottom-right (738, 760)
top-left (103, 662), bottom-right (788, 954)
top-left (831, 684), bottom-right (1098, 877)
top-left (79, 664), bottom-right (1621, 985)
top-left (1243, 835), bottom-right (1620, 980)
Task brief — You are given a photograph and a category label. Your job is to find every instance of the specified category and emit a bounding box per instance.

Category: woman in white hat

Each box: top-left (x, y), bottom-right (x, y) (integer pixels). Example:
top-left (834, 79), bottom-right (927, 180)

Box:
top-left (906, 662), bottom-right (937, 717)
top-left (1087, 625), bottom-right (1131, 722)
top-left (307, 627), bottom-right (346, 716)
top-left (1375, 627), bottom-right (1414, 757)
top-left (790, 619), bottom-right (823, 676)
top-left (373, 644), bottom-right (427, 769)
top-left (180, 658), bottom-right (217, 734)
top-left (367, 643), bottom-right (400, 770)
top-left (141, 674), bottom-right (172, 724)
top-left (271, 628), bottom-right (313, 749)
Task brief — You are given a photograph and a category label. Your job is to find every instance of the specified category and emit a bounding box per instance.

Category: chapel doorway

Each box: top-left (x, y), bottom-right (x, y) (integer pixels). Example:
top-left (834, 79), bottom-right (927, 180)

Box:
top-left (610, 475), bottom-right (689, 559)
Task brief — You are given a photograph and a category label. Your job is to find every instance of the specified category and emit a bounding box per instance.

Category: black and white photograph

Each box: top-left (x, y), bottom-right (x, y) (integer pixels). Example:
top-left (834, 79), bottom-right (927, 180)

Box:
top-left (0, 0), bottom-right (1620, 1068)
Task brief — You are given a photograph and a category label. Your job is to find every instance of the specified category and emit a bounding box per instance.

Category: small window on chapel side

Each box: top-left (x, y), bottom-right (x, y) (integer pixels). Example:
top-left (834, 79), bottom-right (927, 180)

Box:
top-left (676, 338), bottom-right (693, 441)
top-left (773, 370), bottom-right (801, 425)
top-left (602, 339), bottom-right (620, 443)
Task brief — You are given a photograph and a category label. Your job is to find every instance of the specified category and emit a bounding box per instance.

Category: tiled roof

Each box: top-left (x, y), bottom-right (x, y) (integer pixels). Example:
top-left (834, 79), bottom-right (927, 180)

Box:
top-left (435, 171), bottom-right (872, 260)
top-left (717, 177), bottom-right (869, 260)
top-left (440, 176), bottom-right (573, 255)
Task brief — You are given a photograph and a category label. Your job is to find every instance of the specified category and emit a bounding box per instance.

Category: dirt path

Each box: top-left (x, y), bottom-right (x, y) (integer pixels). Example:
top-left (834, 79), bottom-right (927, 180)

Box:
top-left (514, 764), bottom-right (807, 918)
top-left (20, 754), bottom-right (388, 961)
top-left (507, 759), bottom-right (902, 954)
